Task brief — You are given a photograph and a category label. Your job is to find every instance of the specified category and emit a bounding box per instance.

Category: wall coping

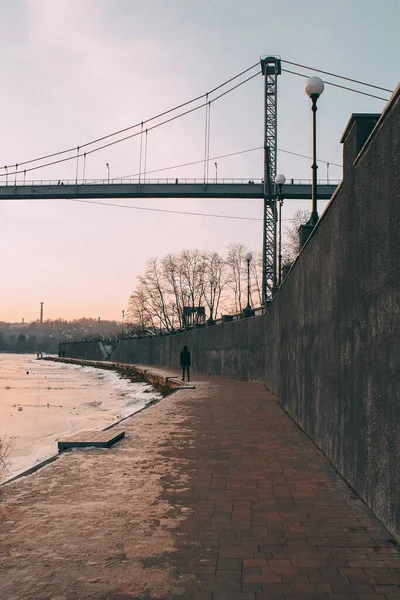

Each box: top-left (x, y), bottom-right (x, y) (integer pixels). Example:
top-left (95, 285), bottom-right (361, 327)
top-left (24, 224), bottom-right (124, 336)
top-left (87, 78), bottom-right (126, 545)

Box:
top-left (340, 113), bottom-right (380, 144)
top-left (352, 83), bottom-right (400, 167)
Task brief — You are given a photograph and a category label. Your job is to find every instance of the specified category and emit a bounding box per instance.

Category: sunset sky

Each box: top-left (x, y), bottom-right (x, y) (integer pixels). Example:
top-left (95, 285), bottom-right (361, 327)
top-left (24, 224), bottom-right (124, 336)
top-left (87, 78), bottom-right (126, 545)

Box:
top-left (1, 0), bottom-right (398, 322)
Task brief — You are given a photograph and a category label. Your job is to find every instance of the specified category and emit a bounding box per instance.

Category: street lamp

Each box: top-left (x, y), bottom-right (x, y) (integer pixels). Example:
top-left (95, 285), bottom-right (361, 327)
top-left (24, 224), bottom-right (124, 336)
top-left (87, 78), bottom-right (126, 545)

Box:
top-left (81, 327), bottom-right (84, 341)
top-left (208, 275), bottom-right (216, 324)
top-left (89, 325), bottom-right (92, 342)
top-left (106, 162), bottom-right (110, 183)
top-left (305, 76), bottom-right (324, 225)
top-left (243, 252), bottom-right (254, 318)
top-left (214, 162), bottom-right (218, 183)
top-left (121, 309), bottom-right (125, 337)
top-left (275, 173), bottom-right (286, 285)
top-left (74, 328), bottom-right (77, 342)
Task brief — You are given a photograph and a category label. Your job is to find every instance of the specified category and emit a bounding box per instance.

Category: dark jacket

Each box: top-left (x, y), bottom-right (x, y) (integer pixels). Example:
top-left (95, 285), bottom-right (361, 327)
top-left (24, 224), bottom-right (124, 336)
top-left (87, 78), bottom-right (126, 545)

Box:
top-left (180, 348), bottom-right (191, 366)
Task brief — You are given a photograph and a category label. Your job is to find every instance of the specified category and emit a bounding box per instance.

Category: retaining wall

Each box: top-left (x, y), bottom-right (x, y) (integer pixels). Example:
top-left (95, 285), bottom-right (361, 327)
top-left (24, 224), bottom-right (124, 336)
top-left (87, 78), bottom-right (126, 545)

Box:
top-left (263, 93), bottom-right (400, 541)
top-left (112, 315), bottom-right (265, 382)
top-left (59, 341), bottom-right (106, 361)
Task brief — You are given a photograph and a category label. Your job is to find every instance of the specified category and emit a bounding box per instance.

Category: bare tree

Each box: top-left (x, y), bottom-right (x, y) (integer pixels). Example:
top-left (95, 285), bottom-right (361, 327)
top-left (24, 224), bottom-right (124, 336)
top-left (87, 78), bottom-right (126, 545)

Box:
top-left (127, 258), bottom-right (172, 332)
top-left (281, 209), bottom-right (310, 264)
top-left (179, 249), bottom-right (208, 315)
top-left (250, 250), bottom-right (263, 306)
top-left (127, 244), bottom-right (263, 330)
top-left (161, 253), bottom-right (185, 327)
top-left (204, 251), bottom-right (228, 319)
top-left (225, 243), bottom-right (248, 313)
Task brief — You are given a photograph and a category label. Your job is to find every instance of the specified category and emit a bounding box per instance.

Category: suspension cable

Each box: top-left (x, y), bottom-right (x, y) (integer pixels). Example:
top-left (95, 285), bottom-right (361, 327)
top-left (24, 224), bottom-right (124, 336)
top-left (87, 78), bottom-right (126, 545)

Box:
top-left (206, 101), bottom-right (212, 181)
top-left (282, 69), bottom-right (389, 101)
top-left (138, 122), bottom-right (144, 185)
top-left (143, 129), bottom-right (148, 182)
top-left (75, 147), bottom-right (80, 184)
top-left (116, 146), bottom-right (341, 181)
top-left (281, 59), bottom-right (393, 94)
top-left (62, 197), bottom-right (327, 223)
top-left (0, 61), bottom-right (260, 173)
top-left (203, 94), bottom-right (209, 183)
top-left (82, 153), bottom-right (87, 182)
top-left (1, 69), bottom-right (262, 179)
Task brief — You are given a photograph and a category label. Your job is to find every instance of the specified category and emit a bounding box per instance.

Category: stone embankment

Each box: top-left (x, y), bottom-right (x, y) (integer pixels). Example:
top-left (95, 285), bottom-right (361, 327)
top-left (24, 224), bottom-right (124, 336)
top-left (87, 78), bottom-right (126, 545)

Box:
top-left (44, 356), bottom-right (190, 396)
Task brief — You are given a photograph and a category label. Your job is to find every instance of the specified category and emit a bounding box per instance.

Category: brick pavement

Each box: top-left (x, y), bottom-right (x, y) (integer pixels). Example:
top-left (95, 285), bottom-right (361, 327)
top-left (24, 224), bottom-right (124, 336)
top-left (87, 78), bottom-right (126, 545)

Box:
top-left (1, 370), bottom-right (399, 600)
top-left (155, 372), bottom-right (400, 600)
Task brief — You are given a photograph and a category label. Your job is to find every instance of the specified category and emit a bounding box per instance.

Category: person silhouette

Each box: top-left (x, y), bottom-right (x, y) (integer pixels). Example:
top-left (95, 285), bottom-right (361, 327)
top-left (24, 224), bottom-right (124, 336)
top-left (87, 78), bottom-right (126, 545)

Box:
top-left (180, 345), bottom-right (191, 382)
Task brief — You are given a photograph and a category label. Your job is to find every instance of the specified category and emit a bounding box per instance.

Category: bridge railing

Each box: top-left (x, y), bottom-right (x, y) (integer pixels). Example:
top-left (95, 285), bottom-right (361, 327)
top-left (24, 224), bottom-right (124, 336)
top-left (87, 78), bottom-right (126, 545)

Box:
top-left (0, 177), bottom-right (341, 187)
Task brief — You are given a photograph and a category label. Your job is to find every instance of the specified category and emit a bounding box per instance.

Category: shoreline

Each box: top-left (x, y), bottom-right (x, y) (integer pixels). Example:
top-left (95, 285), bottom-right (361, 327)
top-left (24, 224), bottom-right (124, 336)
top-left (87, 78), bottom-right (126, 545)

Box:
top-left (1, 358), bottom-right (193, 486)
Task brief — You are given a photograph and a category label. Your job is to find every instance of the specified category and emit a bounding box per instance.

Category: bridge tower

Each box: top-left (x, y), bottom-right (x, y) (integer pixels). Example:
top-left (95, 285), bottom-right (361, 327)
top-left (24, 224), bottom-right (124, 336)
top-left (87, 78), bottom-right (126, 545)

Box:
top-left (260, 56), bottom-right (281, 304)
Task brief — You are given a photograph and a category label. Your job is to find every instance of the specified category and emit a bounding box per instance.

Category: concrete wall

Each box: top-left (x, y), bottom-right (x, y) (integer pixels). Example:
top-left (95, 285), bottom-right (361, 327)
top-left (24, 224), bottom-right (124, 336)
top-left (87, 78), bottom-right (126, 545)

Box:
top-left (265, 90), bottom-right (399, 541)
top-left (112, 315), bottom-right (266, 383)
top-left (59, 341), bottom-right (106, 361)
top-left (76, 88), bottom-right (399, 540)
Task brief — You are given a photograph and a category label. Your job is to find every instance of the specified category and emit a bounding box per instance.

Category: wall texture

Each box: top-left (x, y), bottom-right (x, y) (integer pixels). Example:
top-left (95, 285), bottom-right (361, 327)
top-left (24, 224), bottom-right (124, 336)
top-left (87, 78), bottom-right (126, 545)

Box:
top-left (112, 315), bottom-right (266, 383)
top-left (68, 88), bottom-right (400, 540)
top-left (59, 341), bottom-right (106, 361)
top-left (264, 90), bottom-right (400, 540)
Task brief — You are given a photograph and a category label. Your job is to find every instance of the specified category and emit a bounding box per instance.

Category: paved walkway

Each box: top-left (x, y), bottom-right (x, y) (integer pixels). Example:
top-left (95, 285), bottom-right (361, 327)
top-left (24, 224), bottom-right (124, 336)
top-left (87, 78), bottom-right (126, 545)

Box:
top-left (0, 369), bottom-right (399, 600)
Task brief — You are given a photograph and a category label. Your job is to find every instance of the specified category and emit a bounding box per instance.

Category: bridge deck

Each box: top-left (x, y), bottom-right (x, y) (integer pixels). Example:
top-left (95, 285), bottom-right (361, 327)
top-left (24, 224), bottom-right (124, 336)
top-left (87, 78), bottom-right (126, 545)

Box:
top-left (0, 181), bottom-right (339, 200)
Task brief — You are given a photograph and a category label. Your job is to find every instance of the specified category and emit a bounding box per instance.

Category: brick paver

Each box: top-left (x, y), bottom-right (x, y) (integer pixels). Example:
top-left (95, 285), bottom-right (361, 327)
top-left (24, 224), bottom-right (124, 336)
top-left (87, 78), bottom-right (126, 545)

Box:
top-left (155, 372), bottom-right (400, 600)
top-left (1, 369), bottom-right (399, 599)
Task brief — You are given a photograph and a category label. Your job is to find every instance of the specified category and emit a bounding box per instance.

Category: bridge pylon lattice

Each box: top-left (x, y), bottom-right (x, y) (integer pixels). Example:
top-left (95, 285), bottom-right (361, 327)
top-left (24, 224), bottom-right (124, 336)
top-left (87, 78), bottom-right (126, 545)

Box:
top-left (261, 56), bottom-right (281, 305)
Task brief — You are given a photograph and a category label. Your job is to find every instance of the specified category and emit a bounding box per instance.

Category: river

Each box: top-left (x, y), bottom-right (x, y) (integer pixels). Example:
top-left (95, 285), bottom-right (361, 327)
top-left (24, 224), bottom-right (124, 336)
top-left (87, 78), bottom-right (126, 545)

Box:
top-left (0, 354), bottom-right (161, 481)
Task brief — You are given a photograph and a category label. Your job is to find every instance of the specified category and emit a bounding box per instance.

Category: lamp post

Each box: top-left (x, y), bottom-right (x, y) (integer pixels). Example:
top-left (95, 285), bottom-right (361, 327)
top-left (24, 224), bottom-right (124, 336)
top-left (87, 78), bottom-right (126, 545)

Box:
top-left (106, 162), bottom-right (110, 183)
top-left (171, 303), bottom-right (176, 330)
top-left (74, 328), bottom-right (77, 342)
top-left (98, 317), bottom-right (101, 339)
top-left (121, 309), bottom-right (125, 337)
top-left (305, 76), bottom-right (324, 225)
top-left (81, 327), bottom-right (84, 341)
top-left (214, 162), bottom-right (218, 183)
top-left (208, 275), bottom-right (216, 324)
top-left (243, 252), bottom-right (255, 318)
top-left (89, 325), bottom-right (92, 342)
top-left (275, 173), bottom-right (286, 285)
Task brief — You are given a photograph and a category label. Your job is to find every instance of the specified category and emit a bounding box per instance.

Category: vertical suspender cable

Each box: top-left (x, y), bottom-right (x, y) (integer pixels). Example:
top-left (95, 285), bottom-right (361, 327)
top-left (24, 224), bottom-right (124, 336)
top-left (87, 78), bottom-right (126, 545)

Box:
top-left (75, 146), bottom-right (80, 184)
top-left (203, 93), bottom-right (209, 183)
top-left (206, 101), bottom-right (211, 182)
top-left (143, 129), bottom-right (148, 183)
top-left (138, 122), bottom-right (144, 184)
